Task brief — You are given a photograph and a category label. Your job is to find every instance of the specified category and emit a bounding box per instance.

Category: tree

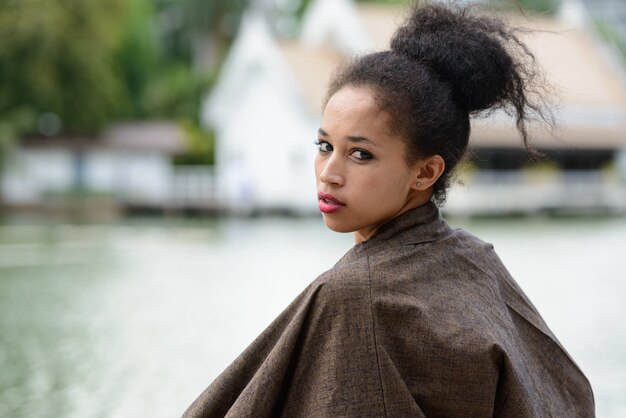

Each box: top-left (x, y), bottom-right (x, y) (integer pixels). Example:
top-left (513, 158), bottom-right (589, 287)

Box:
top-left (0, 0), bottom-right (131, 136)
top-left (154, 0), bottom-right (249, 72)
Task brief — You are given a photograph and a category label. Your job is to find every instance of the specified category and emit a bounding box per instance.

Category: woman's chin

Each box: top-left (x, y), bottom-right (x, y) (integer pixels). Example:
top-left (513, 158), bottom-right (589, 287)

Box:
top-left (322, 217), bottom-right (356, 233)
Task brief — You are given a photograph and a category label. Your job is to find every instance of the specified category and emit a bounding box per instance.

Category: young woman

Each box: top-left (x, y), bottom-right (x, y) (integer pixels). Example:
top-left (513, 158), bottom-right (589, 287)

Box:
top-left (183, 2), bottom-right (595, 417)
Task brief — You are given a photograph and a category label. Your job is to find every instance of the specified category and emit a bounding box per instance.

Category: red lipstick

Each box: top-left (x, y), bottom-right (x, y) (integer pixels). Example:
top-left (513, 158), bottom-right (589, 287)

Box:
top-left (318, 192), bottom-right (345, 214)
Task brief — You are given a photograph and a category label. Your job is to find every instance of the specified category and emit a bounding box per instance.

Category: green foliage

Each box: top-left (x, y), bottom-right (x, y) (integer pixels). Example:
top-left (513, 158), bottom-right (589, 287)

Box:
top-left (357, 0), bottom-right (408, 4)
top-left (516, 0), bottom-right (560, 13)
top-left (291, 0), bottom-right (407, 20)
top-left (594, 20), bottom-right (626, 66)
top-left (114, 0), bottom-right (159, 119)
top-left (143, 64), bottom-right (214, 121)
top-left (489, 0), bottom-right (561, 14)
top-left (0, 0), bottom-right (128, 136)
top-left (180, 0), bottom-right (249, 36)
top-left (174, 120), bottom-right (215, 165)
top-left (156, 0), bottom-right (249, 64)
top-left (0, 0), bottom-right (247, 145)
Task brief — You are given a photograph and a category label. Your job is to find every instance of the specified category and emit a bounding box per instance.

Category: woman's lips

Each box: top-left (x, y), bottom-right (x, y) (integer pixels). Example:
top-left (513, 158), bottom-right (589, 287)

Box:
top-left (318, 193), bottom-right (345, 214)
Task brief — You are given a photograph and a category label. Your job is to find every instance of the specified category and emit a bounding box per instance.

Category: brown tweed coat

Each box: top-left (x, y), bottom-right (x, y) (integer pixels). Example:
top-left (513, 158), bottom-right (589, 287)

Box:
top-left (183, 202), bottom-right (594, 417)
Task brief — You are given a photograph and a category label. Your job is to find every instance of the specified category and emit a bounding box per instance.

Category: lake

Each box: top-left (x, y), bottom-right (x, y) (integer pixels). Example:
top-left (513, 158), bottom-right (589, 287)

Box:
top-left (0, 214), bottom-right (624, 417)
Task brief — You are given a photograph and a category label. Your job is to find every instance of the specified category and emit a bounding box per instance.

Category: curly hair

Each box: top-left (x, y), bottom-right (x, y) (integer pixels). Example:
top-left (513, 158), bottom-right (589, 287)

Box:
top-left (325, 1), bottom-right (550, 204)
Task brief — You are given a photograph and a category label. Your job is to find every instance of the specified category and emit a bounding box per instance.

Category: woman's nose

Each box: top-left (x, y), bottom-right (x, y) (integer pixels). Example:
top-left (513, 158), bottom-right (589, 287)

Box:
top-left (318, 155), bottom-right (344, 186)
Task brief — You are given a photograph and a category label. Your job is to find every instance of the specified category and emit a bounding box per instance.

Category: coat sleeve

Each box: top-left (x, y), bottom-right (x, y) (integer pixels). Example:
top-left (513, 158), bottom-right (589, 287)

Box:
top-left (276, 259), bottom-right (387, 417)
top-left (182, 257), bottom-right (388, 418)
top-left (182, 282), bottom-right (324, 418)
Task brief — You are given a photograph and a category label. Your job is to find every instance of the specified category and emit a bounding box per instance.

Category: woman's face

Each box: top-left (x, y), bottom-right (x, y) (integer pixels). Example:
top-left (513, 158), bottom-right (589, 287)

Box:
top-left (315, 85), bottom-right (428, 243)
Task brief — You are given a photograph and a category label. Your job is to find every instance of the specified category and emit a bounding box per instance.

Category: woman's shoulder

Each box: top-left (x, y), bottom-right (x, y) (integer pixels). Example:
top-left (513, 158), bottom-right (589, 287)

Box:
top-left (367, 226), bottom-right (502, 282)
top-left (306, 254), bottom-right (372, 305)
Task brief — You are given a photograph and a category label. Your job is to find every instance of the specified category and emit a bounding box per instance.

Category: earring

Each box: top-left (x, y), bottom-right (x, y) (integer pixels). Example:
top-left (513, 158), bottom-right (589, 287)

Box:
top-left (415, 181), bottom-right (422, 187)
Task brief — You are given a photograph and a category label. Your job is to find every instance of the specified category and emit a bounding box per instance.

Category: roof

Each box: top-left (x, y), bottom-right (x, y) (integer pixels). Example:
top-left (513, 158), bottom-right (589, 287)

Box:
top-left (471, 14), bottom-right (626, 148)
top-left (282, 2), bottom-right (405, 114)
top-left (278, 41), bottom-right (343, 114)
top-left (471, 118), bottom-right (626, 149)
top-left (103, 121), bottom-right (187, 154)
top-left (357, 3), bottom-right (405, 50)
top-left (20, 121), bottom-right (187, 154)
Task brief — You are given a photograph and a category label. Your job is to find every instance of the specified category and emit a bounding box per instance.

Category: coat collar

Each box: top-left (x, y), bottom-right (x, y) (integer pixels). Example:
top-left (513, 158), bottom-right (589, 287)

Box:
top-left (341, 201), bottom-right (453, 262)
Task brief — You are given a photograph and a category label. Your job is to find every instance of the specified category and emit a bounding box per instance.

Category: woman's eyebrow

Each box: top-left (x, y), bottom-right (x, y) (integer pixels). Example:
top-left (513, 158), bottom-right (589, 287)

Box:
top-left (346, 135), bottom-right (377, 146)
top-left (318, 129), bottom-right (377, 146)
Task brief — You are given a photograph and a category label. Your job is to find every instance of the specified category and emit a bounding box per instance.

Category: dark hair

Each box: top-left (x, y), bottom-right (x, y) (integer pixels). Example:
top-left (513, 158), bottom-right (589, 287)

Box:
top-left (325, 1), bottom-right (550, 204)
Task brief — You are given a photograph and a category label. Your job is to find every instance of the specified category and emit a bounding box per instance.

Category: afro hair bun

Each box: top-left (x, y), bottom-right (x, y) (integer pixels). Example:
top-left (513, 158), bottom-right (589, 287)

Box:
top-left (390, 2), bottom-right (532, 114)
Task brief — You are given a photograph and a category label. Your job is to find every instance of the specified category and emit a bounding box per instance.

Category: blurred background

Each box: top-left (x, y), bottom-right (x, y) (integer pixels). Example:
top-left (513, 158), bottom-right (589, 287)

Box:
top-left (0, 0), bottom-right (625, 416)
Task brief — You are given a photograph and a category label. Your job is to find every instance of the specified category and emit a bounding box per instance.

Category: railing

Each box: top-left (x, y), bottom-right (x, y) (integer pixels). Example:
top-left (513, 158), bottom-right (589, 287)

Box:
top-left (445, 170), bottom-right (626, 216)
top-left (114, 165), bottom-right (219, 210)
top-left (168, 166), bottom-right (218, 209)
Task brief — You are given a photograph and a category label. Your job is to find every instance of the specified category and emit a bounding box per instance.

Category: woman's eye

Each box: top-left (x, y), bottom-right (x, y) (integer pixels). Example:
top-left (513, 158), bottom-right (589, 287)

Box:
top-left (350, 149), bottom-right (373, 161)
top-left (315, 140), bottom-right (332, 153)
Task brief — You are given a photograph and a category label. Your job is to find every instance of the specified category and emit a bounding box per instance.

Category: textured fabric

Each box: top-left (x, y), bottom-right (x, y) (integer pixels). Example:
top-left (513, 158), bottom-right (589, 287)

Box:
top-left (183, 202), bottom-right (595, 418)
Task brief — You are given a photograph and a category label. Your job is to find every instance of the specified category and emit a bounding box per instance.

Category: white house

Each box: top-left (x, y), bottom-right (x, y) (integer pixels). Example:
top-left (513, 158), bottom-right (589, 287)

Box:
top-left (202, 12), bottom-right (320, 214)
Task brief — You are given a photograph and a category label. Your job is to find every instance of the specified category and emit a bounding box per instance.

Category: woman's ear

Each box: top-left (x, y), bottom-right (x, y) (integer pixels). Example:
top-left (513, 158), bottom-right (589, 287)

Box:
top-left (412, 155), bottom-right (445, 191)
